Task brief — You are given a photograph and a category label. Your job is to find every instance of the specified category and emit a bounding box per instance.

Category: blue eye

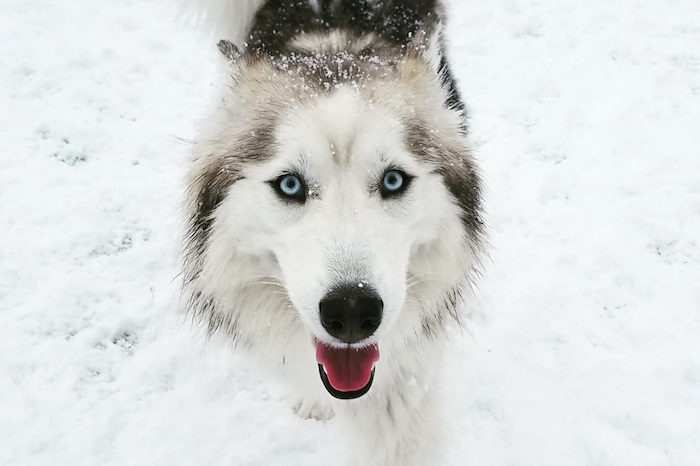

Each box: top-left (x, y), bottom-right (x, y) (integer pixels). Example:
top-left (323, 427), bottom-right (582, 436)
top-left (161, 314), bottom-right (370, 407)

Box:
top-left (272, 174), bottom-right (306, 203)
top-left (381, 170), bottom-right (410, 197)
top-left (280, 175), bottom-right (302, 196)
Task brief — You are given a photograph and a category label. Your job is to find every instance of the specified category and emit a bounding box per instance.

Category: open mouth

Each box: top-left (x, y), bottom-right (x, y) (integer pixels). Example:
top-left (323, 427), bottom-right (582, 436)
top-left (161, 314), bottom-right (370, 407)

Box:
top-left (315, 341), bottom-right (380, 400)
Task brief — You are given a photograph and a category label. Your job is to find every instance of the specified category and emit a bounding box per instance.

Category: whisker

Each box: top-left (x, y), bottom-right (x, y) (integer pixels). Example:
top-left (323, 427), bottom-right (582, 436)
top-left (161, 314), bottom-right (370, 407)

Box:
top-left (244, 281), bottom-right (286, 288)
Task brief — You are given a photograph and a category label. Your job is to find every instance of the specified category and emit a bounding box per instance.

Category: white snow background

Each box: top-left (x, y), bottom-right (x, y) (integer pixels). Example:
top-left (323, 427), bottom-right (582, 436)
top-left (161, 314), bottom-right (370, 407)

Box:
top-left (1, 0), bottom-right (699, 464)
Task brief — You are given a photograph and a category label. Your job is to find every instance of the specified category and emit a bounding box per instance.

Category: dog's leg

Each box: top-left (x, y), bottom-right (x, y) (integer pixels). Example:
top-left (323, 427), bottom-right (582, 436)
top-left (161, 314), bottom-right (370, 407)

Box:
top-left (292, 396), bottom-right (334, 421)
top-left (282, 351), bottom-right (335, 421)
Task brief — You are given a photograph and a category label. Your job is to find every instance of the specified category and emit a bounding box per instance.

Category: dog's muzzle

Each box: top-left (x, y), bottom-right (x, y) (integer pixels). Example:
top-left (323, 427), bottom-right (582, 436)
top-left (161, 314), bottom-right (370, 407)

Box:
top-left (315, 284), bottom-right (382, 399)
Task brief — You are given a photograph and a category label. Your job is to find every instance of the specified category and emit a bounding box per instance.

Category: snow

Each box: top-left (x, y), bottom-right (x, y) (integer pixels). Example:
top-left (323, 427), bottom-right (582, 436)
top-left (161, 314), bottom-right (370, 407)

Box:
top-left (1, 0), bottom-right (699, 465)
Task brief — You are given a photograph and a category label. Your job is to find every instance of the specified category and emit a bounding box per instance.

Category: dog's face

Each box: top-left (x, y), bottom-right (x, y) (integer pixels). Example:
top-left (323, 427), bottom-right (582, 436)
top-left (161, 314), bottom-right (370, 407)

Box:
top-left (185, 44), bottom-right (482, 399)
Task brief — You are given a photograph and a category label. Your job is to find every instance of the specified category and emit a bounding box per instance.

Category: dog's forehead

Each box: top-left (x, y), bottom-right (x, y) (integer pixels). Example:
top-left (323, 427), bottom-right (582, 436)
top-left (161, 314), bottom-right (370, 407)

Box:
top-left (277, 86), bottom-right (407, 169)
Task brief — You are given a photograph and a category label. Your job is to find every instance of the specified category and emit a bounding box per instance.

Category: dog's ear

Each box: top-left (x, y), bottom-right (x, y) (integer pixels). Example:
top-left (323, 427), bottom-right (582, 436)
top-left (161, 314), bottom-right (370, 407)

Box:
top-left (217, 39), bottom-right (241, 62)
top-left (409, 23), bottom-right (444, 75)
top-left (217, 39), bottom-right (246, 84)
top-left (408, 24), bottom-right (467, 123)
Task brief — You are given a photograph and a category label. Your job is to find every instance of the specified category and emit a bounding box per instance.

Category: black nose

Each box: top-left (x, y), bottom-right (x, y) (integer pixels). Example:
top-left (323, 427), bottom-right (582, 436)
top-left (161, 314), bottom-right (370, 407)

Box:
top-left (319, 284), bottom-right (383, 344)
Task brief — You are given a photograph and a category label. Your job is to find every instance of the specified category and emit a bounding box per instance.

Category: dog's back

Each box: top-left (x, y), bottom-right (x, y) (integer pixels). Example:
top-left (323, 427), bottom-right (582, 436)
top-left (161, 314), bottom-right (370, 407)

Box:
top-left (197, 0), bottom-right (465, 115)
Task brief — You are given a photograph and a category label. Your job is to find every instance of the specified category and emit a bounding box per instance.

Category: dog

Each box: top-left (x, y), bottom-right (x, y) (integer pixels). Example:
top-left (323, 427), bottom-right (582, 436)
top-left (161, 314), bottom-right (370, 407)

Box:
top-left (182, 1), bottom-right (484, 464)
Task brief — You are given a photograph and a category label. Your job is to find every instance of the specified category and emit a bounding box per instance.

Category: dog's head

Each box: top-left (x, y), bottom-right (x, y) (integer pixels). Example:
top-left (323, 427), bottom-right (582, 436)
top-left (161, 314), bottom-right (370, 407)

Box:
top-left (184, 32), bottom-right (483, 400)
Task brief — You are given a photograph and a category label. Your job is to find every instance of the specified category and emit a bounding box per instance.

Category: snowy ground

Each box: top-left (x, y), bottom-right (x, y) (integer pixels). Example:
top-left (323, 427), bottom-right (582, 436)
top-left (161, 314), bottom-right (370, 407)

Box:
top-left (2, 0), bottom-right (699, 464)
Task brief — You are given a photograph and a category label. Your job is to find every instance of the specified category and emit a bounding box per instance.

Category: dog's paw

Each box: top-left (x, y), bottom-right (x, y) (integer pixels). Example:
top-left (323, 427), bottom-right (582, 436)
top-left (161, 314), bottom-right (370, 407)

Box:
top-left (292, 398), bottom-right (334, 421)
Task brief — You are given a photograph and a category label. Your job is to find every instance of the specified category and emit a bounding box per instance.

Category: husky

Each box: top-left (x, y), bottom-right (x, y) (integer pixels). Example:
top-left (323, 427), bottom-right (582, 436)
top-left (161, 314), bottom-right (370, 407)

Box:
top-left (182, 1), bottom-right (484, 464)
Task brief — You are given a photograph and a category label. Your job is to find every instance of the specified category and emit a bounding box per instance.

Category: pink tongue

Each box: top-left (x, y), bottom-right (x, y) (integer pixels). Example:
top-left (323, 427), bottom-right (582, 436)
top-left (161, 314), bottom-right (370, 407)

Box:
top-left (316, 342), bottom-right (380, 392)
